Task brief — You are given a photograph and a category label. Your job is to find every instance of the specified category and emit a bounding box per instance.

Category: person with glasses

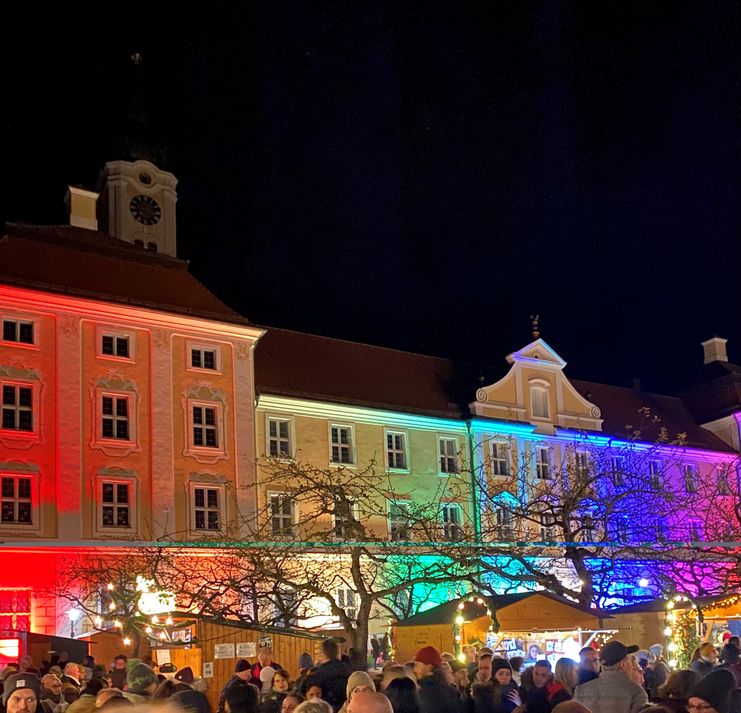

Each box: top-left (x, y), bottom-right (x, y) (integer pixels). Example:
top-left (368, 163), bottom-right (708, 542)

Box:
top-left (687, 669), bottom-right (735, 713)
top-left (39, 675), bottom-right (63, 713)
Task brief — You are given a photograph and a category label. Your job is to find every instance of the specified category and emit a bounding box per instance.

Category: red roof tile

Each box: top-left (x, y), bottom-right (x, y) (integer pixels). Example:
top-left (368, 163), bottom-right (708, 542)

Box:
top-left (0, 224), bottom-right (249, 325)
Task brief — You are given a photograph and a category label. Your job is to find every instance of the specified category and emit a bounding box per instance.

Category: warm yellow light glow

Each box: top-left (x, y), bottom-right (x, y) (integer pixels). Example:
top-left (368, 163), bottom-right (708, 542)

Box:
top-left (455, 615), bottom-right (464, 625)
top-left (123, 637), bottom-right (131, 646)
top-left (458, 602), bottom-right (464, 610)
top-left (165, 616), bottom-right (174, 626)
top-left (151, 615), bottom-right (159, 624)
top-left (663, 627), bottom-right (672, 636)
top-left (457, 653), bottom-right (466, 663)
top-left (107, 583), bottom-right (115, 590)
top-left (668, 658), bottom-right (678, 667)
top-left (454, 634), bottom-right (461, 642)
top-left (666, 601), bottom-right (675, 609)
top-left (667, 642), bottom-right (677, 652)
top-left (113, 620), bottom-right (122, 628)
top-left (108, 602), bottom-right (116, 611)
top-left (159, 632), bottom-right (167, 640)
top-left (145, 626), bottom-right (153, 634)
top-left (94, 616), bottom-right (103, 626)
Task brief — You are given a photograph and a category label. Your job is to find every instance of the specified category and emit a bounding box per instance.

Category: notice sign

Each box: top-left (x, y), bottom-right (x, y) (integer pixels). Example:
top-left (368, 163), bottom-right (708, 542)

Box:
top-left (203, 663), bottom-right (213, 678)
top-left (236, 642), bottom-right (256, 658)
top-left (156, 650), bottom-right (171, 665)
top-left (214, 643), bottom-right (235, 659)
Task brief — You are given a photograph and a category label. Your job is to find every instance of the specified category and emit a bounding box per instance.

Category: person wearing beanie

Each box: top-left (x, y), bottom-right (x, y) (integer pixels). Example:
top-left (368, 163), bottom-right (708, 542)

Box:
top-left (688, 669), bottom-right (735, 713)
top-left (413, 646), bottom-right (461, 713)
top-left (489, 659), bottom-right (521, 713)
top-left (123, 663), bottom-right (158, 704)
top-left (337, 671), bottom-right (375, 713)
top-left (108, 656), bottom-right (128, 690)
top-left (224, 680), bottom-right (259, 713)
top-left (217, 660), bottom-right (253, 713)
top-left (169, 689), bottom-right (212, 713)
top-left (3, 673), bottom-right (41, 713)
top-left (175, 667), bottom-right (195, 686)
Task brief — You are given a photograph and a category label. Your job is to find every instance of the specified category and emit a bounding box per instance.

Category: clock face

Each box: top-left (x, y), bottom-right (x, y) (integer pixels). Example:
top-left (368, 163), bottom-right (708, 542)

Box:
top-left (129, 194), bottom-right (162, 226)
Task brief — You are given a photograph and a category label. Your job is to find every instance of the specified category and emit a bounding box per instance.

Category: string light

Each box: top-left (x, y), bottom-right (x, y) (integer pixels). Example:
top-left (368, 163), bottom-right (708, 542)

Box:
top-left (114, 620), bottom-right (122, 628)
top-left (145, 626), bottom-right (153, 634)
top-left (165, 616), bottom-right (174, 626)
top-left (108, 602), bottom-right (116, 611)
top-left (159, 632), bottom-right (167, 640)
top-left (123, 637), bottom-right (131, 646)
top-left (107, 583), bottom-right (115, 591)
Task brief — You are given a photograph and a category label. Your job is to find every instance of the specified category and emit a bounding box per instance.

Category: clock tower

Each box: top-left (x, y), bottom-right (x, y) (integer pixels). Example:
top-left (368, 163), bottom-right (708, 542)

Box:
top-left (97, 159), bottom-right (178, 257)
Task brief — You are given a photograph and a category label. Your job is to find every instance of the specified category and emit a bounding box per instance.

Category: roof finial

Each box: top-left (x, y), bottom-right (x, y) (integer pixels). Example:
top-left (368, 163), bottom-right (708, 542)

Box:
top-left (530, 314), bottom-right (540, 340)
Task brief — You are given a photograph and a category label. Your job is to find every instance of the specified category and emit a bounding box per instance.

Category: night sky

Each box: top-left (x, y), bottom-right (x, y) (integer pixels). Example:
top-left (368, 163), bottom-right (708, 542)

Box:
top-left (4, 3), bottom-right (740, 394)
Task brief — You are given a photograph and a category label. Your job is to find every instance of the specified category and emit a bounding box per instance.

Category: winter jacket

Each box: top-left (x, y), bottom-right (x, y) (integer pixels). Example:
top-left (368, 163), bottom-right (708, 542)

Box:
top-left (418, 670), bottom-right (462, 713)
top-left (573, 670), bottom-right (648, 713)
top-left (312, 659), bottom-right (350, 713)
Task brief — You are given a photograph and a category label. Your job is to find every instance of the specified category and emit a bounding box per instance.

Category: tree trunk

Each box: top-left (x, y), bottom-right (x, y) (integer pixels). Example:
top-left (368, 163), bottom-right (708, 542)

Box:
top-left (350, 600), bottom-right (373, 670)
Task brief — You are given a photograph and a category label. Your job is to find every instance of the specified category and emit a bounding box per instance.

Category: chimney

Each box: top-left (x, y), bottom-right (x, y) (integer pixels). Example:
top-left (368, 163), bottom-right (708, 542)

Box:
top-left (702, 337), bottom-right (728, 365)
top-left (65, 186), bottom-right (99, 230)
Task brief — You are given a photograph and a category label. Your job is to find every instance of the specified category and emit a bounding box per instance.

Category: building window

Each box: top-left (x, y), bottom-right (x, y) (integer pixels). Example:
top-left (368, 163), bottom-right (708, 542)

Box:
top-left (610, 456), bottom-right (626, 487)
top-left (579, 514), bottom-right (595, 542)
top-left (441, 503), bottom-right (463, 541)
top-left (269, 493), bottom-right (294, 536)
top-left (101, 334), bottom-right (130, 359)
top-left (389, 502), bottom-right (411, 541)
top-left (333, 498), bottom-right (359, 539)
top-left (648, 459), bottom-right (662, 491)
top-left (101, 395), bottom-right (130, 440)
top-left (491, 441), bottom-right (510, 477)
top-left (2, 320), bottom-right (34, 345)
top-left (1, 385), bottom-right (33, 432)
top-left (531, 387), bottom-right (550, 419)
top-left (718, 467), bottom-right (731, 495)
top-left (267, 417), bottom-right (292, 458)
top-left (535, 446), bottom-right (552, 480)
top-left (190, 346), bottom-right (219, 371)
top-left (0, 589), bottom-right (31, 632)
top-left (613, 516), bottom-right (630, 543)
top-left (1, 476), bottom-right (33, 525)
top-left (684, 464), bottom-right (699, 494)
top-left (574, 450), bottom-right (589, 479)
top-left (495, 507), bottom-right (514, 540)
top-left (100, 481), bottom-right (131, 529)
top-left (655, 517), bottom-right (670, 542)
top-left (192, 486), bottom-right (222, 531)
top-left (688, 519), bottom-right (703, 542)
top-left (438, 437), bottom-right (459, 474)
top-left (337, 587), bottom-right (358, 621)
top-left (330, 425), bottom-right (354, 465)
top-left (539, 512), bottom-right (556, 541)
top-left (386, 431), bottom-right (408, 470)
top-left (193, 405), bottom-right (219, 448)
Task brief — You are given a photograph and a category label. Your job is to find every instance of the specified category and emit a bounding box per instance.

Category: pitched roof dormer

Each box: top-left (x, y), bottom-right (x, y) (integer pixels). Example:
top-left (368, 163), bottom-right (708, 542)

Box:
top-left (471, 338), bottom-right (603, 434)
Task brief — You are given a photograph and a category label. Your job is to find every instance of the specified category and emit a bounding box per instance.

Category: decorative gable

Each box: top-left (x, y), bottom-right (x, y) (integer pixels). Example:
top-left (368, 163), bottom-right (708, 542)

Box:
top-left (471, 339), bottom-right (603, 434)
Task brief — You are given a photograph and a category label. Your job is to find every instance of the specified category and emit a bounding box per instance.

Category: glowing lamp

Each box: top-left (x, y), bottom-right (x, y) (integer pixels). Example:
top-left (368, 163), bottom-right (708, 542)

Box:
top-left (107, 583), bottom-right (115, 590)
top-left (666, 601), bottom-right (674, 610)
top-left (667, 642), bottom-right (677, 652)
top-left (457, 653), bottom-right (466, 663)
top-left (151, 615), bottom-right (159, 624)
top-left (67, 608), bottom-right (81, 622)
top-left (669, 659), bottom-right (678, 668)
top-left (0, 638), bottom-right (20, 662)
top-left (145, 626), bottom-right (153, 634)
top-left (663, 627), bottom-right (672, 637)
top-left (114, 620), bottom-right (122, 628)
top-left (476, 598), bottom-right (483, 604)
top-left (454, 635), bottom-right (461, 642)
top-left (458, 603), bottom-right (464, 610)
top-left (123, 637), bottom-right (131, 646)
top-left (455, 615), bottom-right (464, 625)
top-left (165, 616), bottom-right (174, 626)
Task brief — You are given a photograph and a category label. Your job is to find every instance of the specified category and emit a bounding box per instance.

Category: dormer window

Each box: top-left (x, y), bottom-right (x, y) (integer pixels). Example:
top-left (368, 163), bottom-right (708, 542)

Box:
top-left (530, 382), bottom-right (550, 419)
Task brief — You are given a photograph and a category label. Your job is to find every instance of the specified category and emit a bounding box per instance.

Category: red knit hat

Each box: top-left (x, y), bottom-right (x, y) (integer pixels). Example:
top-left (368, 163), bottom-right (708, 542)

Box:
top-left (415, 646), bottom-right (443, 667)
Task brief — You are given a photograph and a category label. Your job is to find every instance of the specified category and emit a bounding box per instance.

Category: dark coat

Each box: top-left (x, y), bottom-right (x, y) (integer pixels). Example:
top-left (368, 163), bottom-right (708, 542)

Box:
top-left (312, 658), bottom-right (350, 713)
top-left (418, 670), bottom-right (462, 713)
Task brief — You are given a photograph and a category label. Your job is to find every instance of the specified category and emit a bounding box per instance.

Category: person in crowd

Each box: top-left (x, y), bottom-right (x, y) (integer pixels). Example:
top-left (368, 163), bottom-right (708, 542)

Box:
top-left (61, 665), bottom-right (83, 692)
top-left (624, 654), bottom-right (644, 688)
top-left (311, 639), bottom-right (349, 713)
top-left (551, 703), bottom-right (592, 713)
top-left (383, 676), bottom-right (420, 713)
top-left (304, 682), bottom-right (323, 701)
top-left (338, 672), bottom-right (375, 713)
top-left (687, 668), bottom-right (735, 713)
top-left (3, 673), bottom-right (41, 713)
top-left (509, 657), bottom-right (524, 686)
top-left (412, 645), bottom-right (461, 713)
top-left (251, 649), bottom-right (282, 689)
top-left (96, 697), bottom-right (132, 712)
top-left (522, 660), bottom-right (553, 713)
top-left (718, 642), bottom-right (741, 688)
top-left (577, 647), bottom-right (600, 685)
top-left (473, 654), bottom-right (494, 684)
top-left (175, 667), bottom-right (196, 688)
top-left (281, 694), bottom-right (304, 713)
top-left (259, 668), bottom-right (277, 695)
top-left (690, 643), bottom-right (718, 678)
top-left (107, 658), bottom-right (127, 691)
top-left (645, 646), bottom-right (670, 700)
top-left (40, 674), bottom-right (64, 713)
top-left (224, 681), bottom-right (260, 713)
top-left (259, 669), bottom-right (291, 713)
top-left (218, 660), bottom-right (255, 713)
top-left (159, 663), bottom-right (179, 681)
top-left (153, 680), bottom-right (192, 700)
top-left (94, 689), bottom-right (124, 709)
top-left (346, 691), bottom-right (392, 713)
top-left (66, 679), bottom-right (108, 713)
top-left (654, 669), bottom-right (699, 713)
top-left (449, 660), bottom-right (470, 698)
top-left (573, 640), bottom-right (648, 713)
top-left (170, 689), bottom-right (213, 713)
top-left (122, 663), bottom-right (158, 705)
top-left (20, 656), bottom-right (40, 675)
top-left (378, 665), bottom-right (405, 691)
top-left (61, 682), bottom-right (80, 706)
top-left (403, 662), bottom-right (416, 679)
top-left (547, 658), bottom-right (577, 710)
top-left (294, 702), bottom-right (332, 713)
top-left (55, 654), bottom-right (71, 670)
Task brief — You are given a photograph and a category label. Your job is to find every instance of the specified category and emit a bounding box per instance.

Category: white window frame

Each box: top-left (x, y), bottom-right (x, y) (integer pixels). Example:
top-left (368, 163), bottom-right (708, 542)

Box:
top-left (99, 393), bottom-right (132, 442)
top-left (96, 327), bottom-right (135, 362)
top-left (535, 446), bottom-right (552, 480)
top-left (337, 587), bottom-right (358, 621)
top-left (268, 491), bottom-right (296, 537)
top-left (190, 483), bottom-right (225, 533)
top-left (1, 382), bottom-right (36, 434)
top-left (684, 464), bottom-right (699, 494)
top-left (441, 503), bottom-right (464, 541)
top-left (0, 473), bottom-right (39, 531)
top-left (574, 450), bottom-right (590, 479)
top-left (266, 416), bottom-right (293, 459)
top-left (332, 498), bottom-right (360, 540)
top-left (388, 501), bottom-right (411, 541)
top-left (1, 315), bottom-right (37, 348)
top-left (578, 513), bottom-right (595, 543)
top-left (187, 342), bottom-right (221, 373)
top-left (96, 477), bottom-right (137, 535)
top-left (539, 511), bottom-right (556, 541)
top-left (385, 430), bottom-right (409, 472)
top-left (329, 424), bottom-right (355, 466)
top-left (648, 459), bottom-right (663, 491)
top-left (190, 401), bottom-right (223, 452)
top-left (530, 381), bottom-right (550, 420)
top-left (491, 440), bottom-right (511, 477)
top-left (494, 505), bottom-right (515, 540)
top-left (610, 455), bottom-right (626, 487)
top-left (438, 436), bottom-right (459, 475)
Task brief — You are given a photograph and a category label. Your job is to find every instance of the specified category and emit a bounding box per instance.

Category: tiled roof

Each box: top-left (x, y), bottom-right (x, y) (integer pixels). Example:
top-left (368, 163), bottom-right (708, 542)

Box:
top-left (0, 223), bottom-right (250, 325)
top-left (255, 328), bottom-right (734, 452)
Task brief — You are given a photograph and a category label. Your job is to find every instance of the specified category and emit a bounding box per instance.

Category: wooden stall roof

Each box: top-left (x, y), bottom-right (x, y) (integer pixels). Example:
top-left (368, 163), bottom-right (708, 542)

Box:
top-left (396, 592), bottom-right (611, 632)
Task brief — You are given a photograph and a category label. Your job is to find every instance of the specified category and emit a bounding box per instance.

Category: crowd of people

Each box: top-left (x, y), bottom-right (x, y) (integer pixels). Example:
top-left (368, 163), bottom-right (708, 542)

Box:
top-left (1, 636), bottom-right (740, 713)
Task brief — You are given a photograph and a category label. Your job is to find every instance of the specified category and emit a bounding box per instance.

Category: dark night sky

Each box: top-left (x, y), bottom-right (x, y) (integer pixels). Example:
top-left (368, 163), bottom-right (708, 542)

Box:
top-left (4, 3), bottom-right (740, 393)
